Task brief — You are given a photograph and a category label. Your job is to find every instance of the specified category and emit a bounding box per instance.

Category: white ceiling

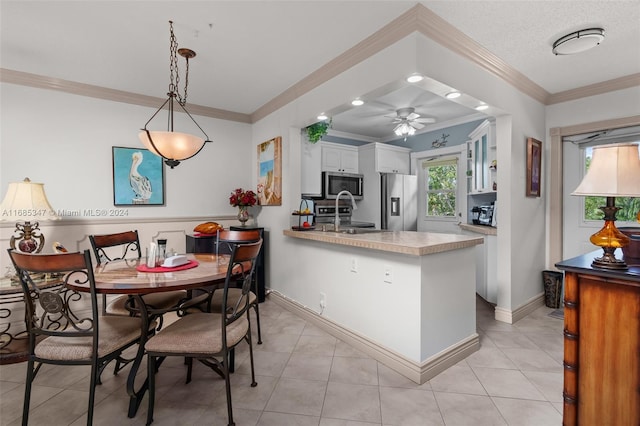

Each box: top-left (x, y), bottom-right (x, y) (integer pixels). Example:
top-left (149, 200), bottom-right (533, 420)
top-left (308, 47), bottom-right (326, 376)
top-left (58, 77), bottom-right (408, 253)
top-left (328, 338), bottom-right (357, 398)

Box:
top-left (2, 1), bottom-right (639, 140)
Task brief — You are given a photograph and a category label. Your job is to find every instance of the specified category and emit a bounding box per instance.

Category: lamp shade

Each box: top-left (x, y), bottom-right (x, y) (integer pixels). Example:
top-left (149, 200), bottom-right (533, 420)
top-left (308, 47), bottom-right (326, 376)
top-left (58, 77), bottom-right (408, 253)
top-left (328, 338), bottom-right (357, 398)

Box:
top-left (572, 143), bottom-right (640, 197)
top-left (0, 178), bottom-right (59, 221)
top-left (138, 130), bottom-right (206, 161)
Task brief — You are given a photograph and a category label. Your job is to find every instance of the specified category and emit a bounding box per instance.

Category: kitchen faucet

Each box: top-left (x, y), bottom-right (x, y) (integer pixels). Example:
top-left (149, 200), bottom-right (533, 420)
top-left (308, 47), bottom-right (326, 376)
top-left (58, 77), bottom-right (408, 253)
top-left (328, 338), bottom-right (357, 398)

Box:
top-left (335, 190), bottom-right (357, 232)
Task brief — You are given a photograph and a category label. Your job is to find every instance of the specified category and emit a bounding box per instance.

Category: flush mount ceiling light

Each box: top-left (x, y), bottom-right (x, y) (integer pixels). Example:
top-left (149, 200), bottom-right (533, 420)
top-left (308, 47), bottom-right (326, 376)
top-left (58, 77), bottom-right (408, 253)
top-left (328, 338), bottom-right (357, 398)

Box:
top-left (475, 104), bottom-right (489, 111)
top-left (139, 21), bottom-right (211, 169)
top-left (317, 113), bottom-right (329, 121)
top-left (351, 99), bottom-right (364, 106)
top-left (445, 91), bottom-right (461, 99)
top-left (406, 74), bottom-right (424, 83)
top-left (552, 28), bottom-right (604, 55)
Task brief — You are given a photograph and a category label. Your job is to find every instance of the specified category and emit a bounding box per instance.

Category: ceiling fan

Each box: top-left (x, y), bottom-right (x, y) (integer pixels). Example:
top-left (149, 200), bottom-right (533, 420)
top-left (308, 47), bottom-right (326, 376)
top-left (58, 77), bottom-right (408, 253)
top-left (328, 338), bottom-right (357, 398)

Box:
top-left (387, 107), bottom-right (436, 137)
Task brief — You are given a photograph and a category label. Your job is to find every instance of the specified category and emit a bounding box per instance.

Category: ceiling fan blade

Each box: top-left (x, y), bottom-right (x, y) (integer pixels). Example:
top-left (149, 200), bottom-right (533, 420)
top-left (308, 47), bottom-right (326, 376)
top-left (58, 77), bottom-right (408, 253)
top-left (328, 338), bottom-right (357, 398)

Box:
top-left (406, 112), bottom-right (420, 120)
top-left (410, 122), bottom-right (425, 130)
top-left (414, 117), bottom-right (436, 123)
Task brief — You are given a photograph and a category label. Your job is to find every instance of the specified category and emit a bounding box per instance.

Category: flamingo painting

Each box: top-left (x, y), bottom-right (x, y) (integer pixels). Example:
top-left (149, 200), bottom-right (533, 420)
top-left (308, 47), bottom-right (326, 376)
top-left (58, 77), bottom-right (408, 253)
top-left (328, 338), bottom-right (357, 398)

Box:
top-left (130, 151), bottom-right (152, 203)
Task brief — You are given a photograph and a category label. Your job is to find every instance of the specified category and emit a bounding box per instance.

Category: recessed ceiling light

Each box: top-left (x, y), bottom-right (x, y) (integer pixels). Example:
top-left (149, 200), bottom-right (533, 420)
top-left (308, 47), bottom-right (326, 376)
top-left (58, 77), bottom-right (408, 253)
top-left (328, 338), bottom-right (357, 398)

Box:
top-left (475, 104), bottom-right (489, 111)
top-left (317, 114), bottom-right (328, 121)
top-left (552, 28), bottom-right (604, 55)
top-left (445, 91), bottom-right (461, 99)
top-left (406, 74), bottom-right (424, 83)
top-left (351, 99), bottom-right (364, 106)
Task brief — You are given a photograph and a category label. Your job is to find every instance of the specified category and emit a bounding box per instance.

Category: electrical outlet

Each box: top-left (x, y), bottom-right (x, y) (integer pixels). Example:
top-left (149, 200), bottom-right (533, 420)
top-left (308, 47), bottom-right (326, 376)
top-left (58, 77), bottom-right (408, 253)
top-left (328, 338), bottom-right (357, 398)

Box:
top-left (350, 257), bottom-right (358, 273)
top-left (319, 292), bottom-right (326, 309)
top-left (383, 265), bottom-right (393, 283)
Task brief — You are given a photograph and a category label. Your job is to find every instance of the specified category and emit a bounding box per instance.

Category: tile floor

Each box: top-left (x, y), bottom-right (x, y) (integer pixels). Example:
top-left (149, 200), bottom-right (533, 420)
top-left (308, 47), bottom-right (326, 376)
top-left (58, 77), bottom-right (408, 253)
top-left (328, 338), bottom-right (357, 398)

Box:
top-left (0, 295), bottom-right (564, 425)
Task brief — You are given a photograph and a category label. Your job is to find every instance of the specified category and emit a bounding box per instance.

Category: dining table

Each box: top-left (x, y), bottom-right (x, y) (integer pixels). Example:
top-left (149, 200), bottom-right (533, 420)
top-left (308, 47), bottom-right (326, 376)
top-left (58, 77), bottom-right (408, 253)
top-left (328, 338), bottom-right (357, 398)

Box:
top-left (65, 252), bottom-right (231, 418)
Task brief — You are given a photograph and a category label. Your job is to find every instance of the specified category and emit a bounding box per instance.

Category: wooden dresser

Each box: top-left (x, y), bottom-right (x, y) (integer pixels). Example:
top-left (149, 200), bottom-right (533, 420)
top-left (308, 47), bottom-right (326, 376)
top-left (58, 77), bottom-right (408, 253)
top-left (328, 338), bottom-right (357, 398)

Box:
top-left (556, 251), bottom-right (640, 426)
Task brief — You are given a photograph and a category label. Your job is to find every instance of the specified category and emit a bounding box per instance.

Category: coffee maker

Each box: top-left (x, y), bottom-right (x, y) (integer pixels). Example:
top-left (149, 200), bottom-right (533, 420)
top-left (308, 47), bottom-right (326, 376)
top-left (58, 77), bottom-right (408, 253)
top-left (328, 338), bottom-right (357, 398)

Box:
top-left (478, 204), bottom-right (494, 226)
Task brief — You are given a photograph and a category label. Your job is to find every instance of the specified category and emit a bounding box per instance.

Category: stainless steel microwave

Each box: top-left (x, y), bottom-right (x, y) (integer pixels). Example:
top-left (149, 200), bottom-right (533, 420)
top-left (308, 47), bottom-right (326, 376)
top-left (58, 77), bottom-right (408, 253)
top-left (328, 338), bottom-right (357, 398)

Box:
top-left (323, 172), bottom-right (364, 200)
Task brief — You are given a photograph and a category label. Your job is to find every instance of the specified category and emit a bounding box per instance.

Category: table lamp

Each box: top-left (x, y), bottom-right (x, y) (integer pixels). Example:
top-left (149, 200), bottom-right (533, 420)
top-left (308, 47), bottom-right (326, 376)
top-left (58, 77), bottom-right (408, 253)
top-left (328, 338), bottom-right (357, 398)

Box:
top-left (0, 177), bottom-right (59, 253)
top-left (571, 143), bottom-right (640, 269)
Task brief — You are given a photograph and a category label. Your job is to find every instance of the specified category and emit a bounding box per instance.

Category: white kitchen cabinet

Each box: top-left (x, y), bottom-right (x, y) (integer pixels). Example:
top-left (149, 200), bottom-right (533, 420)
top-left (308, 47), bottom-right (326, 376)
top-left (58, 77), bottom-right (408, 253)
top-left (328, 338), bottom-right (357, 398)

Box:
top-left (321, 142), bottom-right (359, 173)
top-left (460, 225), bottom-right (497, 304)
top-left (468, 120), bottom-right (496, 194)
top-left (375, 143), bottom-right (410, 174)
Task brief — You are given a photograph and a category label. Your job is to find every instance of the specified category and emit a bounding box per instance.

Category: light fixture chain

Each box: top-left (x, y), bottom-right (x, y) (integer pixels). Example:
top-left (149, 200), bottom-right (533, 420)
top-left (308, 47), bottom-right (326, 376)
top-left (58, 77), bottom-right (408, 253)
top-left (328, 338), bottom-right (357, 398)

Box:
top-left (168, 21), bottom-right (186, 104)
top-left (182, 57), bottom-right (189, 106)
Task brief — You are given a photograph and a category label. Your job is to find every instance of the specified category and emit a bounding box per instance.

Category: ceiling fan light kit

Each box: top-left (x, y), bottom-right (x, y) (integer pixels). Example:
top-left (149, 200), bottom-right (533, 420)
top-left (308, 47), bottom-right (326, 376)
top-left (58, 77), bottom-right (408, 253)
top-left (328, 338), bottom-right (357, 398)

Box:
top-left (552, 28), bottom-right (604, 55)
top-left (388, 107), bottom-right (436, 139)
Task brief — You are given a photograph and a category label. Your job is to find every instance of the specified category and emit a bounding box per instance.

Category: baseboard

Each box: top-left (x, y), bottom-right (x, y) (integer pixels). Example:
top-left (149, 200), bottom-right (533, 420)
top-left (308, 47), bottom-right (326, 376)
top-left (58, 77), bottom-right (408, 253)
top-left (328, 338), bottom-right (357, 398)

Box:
top-left (269, 291), bottom-right (479, 384)
top-left (494, 292), bottom-right (545, 324)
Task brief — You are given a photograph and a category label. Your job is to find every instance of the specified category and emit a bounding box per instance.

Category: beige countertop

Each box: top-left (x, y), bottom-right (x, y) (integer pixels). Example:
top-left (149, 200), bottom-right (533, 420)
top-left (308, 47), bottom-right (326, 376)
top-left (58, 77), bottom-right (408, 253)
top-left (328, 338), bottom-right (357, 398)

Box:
top-left (283, 229), bottom-right (483, 256)
top-left (458, 223), bottom-right (498, 236)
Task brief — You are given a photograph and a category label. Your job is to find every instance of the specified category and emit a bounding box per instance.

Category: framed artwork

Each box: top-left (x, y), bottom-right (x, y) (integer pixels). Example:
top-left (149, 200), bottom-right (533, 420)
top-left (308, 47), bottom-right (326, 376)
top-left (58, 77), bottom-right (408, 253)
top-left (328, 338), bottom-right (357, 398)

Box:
top-left (112, 146), bottom-right (165, 206)
top-left (526, 137), bottom-right (542, 197)
top-left (257, 136), bottom-right (282, 206)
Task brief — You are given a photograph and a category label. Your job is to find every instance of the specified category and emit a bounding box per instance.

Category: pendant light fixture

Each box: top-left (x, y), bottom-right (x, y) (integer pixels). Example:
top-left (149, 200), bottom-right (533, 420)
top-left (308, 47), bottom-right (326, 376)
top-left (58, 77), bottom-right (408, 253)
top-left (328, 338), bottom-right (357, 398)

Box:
top-left (139, 21), bottom-right (211, 168)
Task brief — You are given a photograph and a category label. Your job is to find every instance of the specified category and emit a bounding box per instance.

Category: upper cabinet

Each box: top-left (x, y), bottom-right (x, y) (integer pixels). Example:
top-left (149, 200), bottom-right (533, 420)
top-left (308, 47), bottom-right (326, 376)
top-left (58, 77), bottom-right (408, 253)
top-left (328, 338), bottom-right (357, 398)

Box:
top-left (321, 142), bottom-right (359, 173)
top-left (468, 120), bottom-right (496, 194)
top-left (375, 144), bottom-right (411, 174)
top-left (359, 143), bottom-right (410, 174)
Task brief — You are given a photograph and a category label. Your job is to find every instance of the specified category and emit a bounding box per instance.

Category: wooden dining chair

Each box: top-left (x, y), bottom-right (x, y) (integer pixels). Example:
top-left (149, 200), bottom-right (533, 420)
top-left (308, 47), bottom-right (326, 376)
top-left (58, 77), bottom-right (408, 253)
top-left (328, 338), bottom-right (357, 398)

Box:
top-left (182, 229), bottom-right (264, 344)
top-left (7, 249), bottom-right (149, 426)
top-left (145, 239), bottom-right (262, 426)
top-left (89, 230), bottom-right (187, 322)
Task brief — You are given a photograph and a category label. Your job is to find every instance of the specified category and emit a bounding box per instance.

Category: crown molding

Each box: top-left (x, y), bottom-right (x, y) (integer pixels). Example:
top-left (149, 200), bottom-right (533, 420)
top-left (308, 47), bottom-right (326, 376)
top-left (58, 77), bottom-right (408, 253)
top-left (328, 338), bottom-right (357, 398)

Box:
top-left (3, 4), bottom-right (638, 124)
top-left (0, 68), bottom-right (252, 123)
top-left (546, 73), bottom-right (640, 105)
top-left (250, 4), bottom-right (419, 123)
top-left (413, 5), bottom-right (550, 105)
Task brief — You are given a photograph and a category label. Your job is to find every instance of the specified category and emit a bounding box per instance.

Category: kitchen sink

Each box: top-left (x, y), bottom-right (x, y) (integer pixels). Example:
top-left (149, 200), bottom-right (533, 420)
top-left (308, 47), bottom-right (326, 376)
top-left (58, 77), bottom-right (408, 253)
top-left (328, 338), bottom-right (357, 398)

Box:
top-left (339, 228), bottom-right (386, 234)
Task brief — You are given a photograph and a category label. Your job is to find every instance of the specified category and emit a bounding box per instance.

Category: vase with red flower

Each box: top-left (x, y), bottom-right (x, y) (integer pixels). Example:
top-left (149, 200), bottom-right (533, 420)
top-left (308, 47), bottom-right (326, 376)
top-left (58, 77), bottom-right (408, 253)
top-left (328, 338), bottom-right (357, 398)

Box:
top-left (229, 188), bottom-right (257, 226)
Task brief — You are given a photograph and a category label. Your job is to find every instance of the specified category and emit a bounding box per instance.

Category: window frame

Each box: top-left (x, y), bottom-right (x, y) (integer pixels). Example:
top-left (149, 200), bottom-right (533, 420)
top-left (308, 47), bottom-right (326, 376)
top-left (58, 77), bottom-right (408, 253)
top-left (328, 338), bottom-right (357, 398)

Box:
top-left (422, 157), bottom-right (458, 221)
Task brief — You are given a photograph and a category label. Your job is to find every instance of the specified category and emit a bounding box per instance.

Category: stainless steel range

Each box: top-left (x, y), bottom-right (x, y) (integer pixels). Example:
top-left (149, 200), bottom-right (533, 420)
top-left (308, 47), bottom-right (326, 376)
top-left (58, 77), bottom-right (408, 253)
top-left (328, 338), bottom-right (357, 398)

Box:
top-left (313, 200), bottom-right (375, 228)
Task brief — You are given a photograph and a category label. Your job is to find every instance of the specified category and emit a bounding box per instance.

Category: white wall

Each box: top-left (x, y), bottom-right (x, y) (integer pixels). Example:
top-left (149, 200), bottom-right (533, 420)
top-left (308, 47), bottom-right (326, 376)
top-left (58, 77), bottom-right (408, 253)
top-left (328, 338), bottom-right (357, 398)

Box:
top-left (0, 83), bottom-right (253, 270)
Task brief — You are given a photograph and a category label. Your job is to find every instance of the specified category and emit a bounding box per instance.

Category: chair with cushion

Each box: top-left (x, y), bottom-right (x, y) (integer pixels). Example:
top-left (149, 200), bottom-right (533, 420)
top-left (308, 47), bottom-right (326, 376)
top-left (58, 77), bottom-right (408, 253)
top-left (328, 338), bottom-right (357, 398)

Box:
top-left (145, 239), bottom-right (262, 426)
top-left (89, 230), bottom-right (186, 322)
top-left (8, 249), bottom-right (149, 426)
top-left (183, 229), bottom-right (263, 344)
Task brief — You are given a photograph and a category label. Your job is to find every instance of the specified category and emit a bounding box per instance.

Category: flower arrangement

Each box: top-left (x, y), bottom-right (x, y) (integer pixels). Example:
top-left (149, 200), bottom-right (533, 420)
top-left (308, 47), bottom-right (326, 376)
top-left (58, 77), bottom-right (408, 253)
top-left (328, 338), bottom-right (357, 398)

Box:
top-left (229, 188), bottom-right (257, 207)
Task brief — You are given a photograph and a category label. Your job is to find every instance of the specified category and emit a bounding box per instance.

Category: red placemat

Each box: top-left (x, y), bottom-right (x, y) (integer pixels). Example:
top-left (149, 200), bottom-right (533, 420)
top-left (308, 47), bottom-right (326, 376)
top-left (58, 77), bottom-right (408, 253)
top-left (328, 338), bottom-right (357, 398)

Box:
top-left (136, 260), bottom-right (199, 273)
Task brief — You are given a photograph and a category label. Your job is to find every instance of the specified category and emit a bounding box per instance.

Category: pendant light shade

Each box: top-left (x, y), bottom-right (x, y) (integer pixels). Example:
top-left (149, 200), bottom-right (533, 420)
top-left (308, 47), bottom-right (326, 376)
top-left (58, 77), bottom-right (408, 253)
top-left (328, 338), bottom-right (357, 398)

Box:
top-left (141, 21), bottom-right (211, 169)
top-left (139, 130), bottom-right (207, 167)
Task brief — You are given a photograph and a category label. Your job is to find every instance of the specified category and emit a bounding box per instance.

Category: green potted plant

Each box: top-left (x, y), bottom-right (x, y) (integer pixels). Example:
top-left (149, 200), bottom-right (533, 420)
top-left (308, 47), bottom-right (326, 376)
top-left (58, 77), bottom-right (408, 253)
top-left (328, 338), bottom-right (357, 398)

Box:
top-left (305, 119), bottom-right (331, 143)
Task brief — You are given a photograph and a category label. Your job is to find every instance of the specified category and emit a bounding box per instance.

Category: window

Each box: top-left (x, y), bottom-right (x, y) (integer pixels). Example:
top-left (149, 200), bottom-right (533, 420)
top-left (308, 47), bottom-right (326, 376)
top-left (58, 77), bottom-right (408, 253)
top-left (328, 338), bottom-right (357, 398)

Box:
top-left (582, 144), bottom-right (640, 222)
top-left (422, 157), bottom-right (457, 218)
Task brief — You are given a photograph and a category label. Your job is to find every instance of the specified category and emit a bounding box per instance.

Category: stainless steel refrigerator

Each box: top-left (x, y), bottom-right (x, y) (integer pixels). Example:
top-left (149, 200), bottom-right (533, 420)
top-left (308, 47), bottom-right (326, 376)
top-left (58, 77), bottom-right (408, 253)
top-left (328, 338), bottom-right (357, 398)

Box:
top-left (381, 173), bottom-right (418, 231)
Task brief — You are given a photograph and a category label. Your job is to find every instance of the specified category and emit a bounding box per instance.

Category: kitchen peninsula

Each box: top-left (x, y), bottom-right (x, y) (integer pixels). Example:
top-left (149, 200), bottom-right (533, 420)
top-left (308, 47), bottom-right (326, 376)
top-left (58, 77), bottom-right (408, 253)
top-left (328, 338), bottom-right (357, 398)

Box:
top-left (281, 229), bottom-right (483, 384)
